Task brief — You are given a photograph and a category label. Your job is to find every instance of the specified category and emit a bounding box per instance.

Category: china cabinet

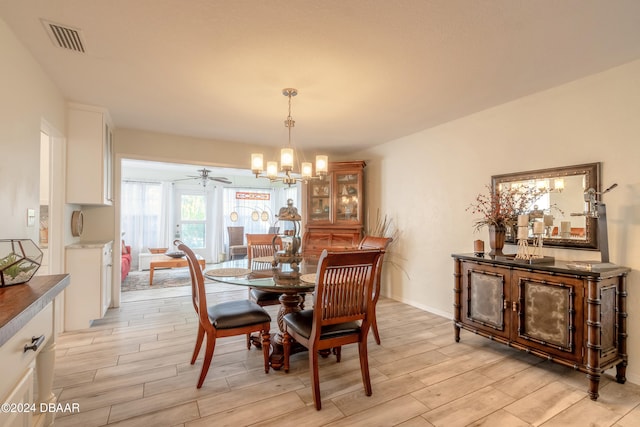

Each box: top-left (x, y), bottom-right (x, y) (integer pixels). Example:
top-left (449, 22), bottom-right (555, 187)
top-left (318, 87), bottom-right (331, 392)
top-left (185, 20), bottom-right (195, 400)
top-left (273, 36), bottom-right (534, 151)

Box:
top-left (66, 103), bottom-right (114, 205)
top-left (302, 161), bottom-right (365, 257)
top-left (64, 241), bottom-right (113, 330)
top-left (452, 253), bottom-right (630, 400)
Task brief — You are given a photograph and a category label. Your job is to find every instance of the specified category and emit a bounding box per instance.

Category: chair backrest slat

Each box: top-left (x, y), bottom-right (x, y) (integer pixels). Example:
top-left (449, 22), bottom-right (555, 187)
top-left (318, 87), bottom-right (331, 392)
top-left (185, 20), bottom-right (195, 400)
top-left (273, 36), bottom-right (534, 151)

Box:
top-left (313, 249), bottom-right (383, 329)
top-left (247, 234), bottom-right (282, 271)
top-left (247, 233), bottom-right (282, 261)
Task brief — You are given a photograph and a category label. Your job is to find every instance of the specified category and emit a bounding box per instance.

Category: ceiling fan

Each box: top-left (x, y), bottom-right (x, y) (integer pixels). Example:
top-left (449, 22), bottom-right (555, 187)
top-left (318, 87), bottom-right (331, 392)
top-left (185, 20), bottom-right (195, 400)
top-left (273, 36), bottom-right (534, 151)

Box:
top-left (174, 168), bottom-right (232, 187)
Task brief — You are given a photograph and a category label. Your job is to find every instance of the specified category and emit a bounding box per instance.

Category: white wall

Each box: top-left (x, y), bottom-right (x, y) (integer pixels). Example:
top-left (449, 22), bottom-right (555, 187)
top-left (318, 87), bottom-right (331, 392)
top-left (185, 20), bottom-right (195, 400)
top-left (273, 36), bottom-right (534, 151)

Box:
top-left (0, 18), bottom-right (66, 245)
top-left (352, 59), bottom-right (640, 384)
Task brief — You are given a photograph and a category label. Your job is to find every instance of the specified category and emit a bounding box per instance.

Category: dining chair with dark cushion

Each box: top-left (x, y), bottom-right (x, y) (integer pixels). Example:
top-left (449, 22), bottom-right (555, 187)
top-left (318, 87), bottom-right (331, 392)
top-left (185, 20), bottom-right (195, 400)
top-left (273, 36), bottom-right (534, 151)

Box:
top-left (358, 235), bottom-right (393, 345)
top-left (176, 240), bottom-right (271, 388)
top-left (246, 233), bottom-right (282, 308)
top-left (282, 248), bottom-right (384, 410)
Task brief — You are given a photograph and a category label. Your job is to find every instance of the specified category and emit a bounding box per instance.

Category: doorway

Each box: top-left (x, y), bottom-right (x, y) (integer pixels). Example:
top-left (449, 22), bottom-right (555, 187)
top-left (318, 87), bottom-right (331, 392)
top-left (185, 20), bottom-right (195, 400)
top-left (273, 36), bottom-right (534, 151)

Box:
top-left (173, 187), bottom-right (213, 260)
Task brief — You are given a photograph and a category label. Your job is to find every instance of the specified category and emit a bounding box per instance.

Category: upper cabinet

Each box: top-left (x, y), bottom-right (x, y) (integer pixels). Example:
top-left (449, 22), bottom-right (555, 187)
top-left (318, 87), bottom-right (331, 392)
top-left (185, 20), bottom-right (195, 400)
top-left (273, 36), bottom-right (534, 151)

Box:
top-left (303, 161), bottom-right (365, 257)
top-left (66, 103), bottom-right (114, 205)
top-left (307, 163), bottom-right (364, 226)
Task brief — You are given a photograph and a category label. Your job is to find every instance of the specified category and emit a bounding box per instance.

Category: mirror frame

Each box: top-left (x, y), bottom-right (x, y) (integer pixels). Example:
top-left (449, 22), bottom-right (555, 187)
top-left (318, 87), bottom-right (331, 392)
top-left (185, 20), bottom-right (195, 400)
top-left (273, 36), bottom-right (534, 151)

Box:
top-left (491, 162), bottom-right (601, 250)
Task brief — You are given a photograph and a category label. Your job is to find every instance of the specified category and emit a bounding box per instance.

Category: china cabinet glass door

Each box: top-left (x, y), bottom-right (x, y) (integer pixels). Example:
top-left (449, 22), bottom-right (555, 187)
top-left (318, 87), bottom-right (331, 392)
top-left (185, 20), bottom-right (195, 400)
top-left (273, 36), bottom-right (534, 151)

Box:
top-left (334, 172), bottom-right (360, 223)
top-left (308, 181), bottom-right (331, 223)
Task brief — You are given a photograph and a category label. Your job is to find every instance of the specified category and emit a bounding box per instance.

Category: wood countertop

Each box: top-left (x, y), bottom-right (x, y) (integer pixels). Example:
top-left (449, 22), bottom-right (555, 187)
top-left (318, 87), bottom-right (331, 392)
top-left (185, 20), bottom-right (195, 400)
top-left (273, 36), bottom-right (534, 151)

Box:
top-left (0, 274), bottom-right (70, 346)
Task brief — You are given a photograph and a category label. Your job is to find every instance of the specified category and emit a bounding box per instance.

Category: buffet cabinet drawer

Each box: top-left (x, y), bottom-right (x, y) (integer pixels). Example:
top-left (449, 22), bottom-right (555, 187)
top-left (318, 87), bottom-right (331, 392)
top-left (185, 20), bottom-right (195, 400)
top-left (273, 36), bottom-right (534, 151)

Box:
top-left (0, 302), bottom-right (53, 404)
top-left (302, 231), bottom-right (361, 257)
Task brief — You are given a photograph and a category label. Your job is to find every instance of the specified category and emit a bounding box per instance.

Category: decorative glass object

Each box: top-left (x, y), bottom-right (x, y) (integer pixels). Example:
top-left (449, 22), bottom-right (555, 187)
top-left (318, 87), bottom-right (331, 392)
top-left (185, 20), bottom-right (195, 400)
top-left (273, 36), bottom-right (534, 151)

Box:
top-left (0, 239), bottom-right (42, 287)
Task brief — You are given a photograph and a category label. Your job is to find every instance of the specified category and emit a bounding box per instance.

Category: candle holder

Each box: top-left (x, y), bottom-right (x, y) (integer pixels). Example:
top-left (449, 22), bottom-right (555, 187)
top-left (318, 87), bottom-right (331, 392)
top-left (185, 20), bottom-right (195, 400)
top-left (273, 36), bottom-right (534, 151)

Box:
top-left (473, 239), bottom-right (484, 257)
top-left (515, 225), bottom-right (530, 260)
top-left (531, 232), bottom-right (544, 259)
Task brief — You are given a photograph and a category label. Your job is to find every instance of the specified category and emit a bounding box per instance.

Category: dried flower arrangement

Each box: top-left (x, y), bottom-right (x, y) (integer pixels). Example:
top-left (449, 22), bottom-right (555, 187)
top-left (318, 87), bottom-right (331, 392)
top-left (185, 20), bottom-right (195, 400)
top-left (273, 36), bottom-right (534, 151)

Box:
top-left (466, 185), bottom-right (547, 232)
top-left (365, 209), bottom-right (408, 278)
top-left (366, 209), bottom-right (399, 242)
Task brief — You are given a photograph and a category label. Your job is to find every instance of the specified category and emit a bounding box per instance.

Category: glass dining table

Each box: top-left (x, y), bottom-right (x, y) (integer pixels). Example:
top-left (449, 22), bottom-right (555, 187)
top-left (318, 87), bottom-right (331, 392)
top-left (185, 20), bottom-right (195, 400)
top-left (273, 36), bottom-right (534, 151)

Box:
top-left (204, 256), bottom-right (319, 370)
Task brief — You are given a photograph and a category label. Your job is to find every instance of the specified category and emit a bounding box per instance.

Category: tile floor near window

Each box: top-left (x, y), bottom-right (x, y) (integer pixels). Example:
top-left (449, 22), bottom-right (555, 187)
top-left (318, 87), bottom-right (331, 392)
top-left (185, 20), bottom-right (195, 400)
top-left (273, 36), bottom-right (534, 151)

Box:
top-left (53, 284), bottom-right (640, 427)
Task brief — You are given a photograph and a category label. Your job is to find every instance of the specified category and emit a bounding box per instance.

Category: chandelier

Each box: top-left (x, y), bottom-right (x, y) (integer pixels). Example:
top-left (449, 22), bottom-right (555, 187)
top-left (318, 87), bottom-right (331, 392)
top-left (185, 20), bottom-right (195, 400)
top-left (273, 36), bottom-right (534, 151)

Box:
top-left (251, 88), bottom-right (328, 186)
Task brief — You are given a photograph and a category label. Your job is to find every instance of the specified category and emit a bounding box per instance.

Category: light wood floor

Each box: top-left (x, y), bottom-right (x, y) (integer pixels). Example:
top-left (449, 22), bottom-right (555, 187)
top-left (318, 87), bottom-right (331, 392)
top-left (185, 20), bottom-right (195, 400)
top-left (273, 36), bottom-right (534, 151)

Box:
top-left (52, 284), bottom-right (640, 427)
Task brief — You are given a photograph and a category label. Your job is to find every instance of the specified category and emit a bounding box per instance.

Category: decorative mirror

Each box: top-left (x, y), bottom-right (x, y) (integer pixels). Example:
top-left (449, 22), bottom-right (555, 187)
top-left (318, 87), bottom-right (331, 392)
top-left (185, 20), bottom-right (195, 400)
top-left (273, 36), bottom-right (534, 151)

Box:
top-left (492, 163), bottom-right (601, 250)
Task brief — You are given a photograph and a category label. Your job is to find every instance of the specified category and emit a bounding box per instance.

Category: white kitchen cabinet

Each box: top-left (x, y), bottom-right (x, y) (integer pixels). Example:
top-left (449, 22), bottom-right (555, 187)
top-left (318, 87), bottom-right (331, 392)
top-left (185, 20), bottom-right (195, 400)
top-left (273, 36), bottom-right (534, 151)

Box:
top-left (64, 241), bottom-right (113, 331)
top-left (66, 103), bottom-right (114, 205)
top-left (1, 275), bottom-right (69, 427)
top-left (0, 368), bottom-right (34, 427)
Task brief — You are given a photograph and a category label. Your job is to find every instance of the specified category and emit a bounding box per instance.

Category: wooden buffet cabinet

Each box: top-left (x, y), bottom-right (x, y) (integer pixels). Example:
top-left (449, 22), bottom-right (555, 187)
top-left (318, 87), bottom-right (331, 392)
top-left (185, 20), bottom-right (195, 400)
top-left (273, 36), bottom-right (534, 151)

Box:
top-left (452, 253), bottom-right (630, 400)
top-left (302, 161), bottom-right (365, 257)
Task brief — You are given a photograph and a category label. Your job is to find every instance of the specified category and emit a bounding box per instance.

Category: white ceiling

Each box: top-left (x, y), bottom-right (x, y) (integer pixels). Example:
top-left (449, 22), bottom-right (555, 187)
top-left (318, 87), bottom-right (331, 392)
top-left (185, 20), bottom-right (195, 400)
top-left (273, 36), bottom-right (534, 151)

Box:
top-left (2, 0), bottom-right (640, 155)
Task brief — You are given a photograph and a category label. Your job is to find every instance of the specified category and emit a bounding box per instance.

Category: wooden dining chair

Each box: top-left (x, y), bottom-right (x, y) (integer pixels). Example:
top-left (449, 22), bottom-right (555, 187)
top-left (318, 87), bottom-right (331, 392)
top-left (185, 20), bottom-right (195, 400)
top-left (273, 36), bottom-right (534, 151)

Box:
top-left (358, 235), bottom-right (393, 345)
top-left (246, 233), bottom-right (282, 308)
top-left (282, 248), bottom-right (384, 410)
top-left (175, 240), bottom-right (271, 388)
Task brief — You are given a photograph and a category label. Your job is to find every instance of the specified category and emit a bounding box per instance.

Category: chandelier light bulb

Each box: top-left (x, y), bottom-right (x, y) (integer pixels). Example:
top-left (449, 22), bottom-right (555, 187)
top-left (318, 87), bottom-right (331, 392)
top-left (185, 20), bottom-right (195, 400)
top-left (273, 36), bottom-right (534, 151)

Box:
top-left (251, 153), bottom-right (264, 174)
top-left (301, 162), bottom-right (313, 178)
top-left (315, 155), bottom-right (328, 175)
top-left (281, 148), bottom-right (294, 170)
top-left (266, 161), bottom-right (278, 178)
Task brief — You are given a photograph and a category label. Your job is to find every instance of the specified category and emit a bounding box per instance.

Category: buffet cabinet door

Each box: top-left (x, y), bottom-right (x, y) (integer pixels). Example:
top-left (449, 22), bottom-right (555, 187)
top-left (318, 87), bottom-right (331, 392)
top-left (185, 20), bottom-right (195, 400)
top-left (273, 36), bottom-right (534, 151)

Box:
top-left (460, 262), bottom-right (511, 340)
top-left (511, 270), bottom-right (584, 362)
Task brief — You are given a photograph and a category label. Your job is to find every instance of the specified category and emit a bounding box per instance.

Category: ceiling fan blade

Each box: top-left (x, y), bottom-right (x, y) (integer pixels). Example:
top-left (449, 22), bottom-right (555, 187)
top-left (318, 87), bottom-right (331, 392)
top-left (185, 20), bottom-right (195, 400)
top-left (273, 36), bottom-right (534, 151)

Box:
top-left (174, 169), bottom-right (230, 185)
top-left (210, 177), bottom-right (232, 184)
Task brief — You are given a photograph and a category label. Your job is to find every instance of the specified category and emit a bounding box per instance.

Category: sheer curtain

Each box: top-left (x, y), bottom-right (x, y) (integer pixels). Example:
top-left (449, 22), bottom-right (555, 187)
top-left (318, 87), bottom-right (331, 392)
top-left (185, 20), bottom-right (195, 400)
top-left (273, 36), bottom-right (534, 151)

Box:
top-left (121, 181), bottom-right (167, 269)
top-left (160, 182), bottom-right (175, 248)
top-left (210, 184), bottom-right (225, 262)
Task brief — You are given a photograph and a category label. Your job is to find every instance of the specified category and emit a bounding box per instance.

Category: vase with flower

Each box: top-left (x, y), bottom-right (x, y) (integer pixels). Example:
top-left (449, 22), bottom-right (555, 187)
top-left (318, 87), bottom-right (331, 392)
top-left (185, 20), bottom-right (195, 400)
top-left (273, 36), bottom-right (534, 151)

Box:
top-left (467, 185), bottom-right (544, 257)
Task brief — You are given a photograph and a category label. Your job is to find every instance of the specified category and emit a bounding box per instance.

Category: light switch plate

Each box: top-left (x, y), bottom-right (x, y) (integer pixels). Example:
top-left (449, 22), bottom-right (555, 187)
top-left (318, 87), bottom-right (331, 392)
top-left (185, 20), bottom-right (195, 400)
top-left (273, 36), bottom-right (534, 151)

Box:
top-left (27, 208), bottom-right (36, 226)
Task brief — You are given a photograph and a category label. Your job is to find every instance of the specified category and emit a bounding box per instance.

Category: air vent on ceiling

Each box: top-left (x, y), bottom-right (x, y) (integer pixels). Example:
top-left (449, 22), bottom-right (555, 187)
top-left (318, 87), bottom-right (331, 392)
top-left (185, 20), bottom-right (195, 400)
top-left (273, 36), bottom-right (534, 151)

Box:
top-left (41, 19), bottom-right (86, 53)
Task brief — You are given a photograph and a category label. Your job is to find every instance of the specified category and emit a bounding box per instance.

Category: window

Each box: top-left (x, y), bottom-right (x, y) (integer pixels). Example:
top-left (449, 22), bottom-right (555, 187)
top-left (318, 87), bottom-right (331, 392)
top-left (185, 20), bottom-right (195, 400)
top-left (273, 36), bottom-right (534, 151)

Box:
top-left (179, 193), bottom-right (206, 249)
